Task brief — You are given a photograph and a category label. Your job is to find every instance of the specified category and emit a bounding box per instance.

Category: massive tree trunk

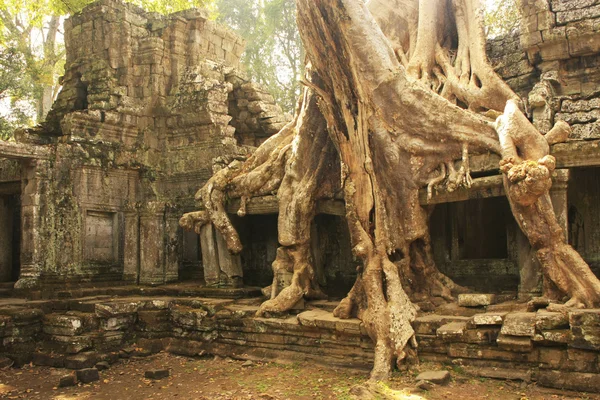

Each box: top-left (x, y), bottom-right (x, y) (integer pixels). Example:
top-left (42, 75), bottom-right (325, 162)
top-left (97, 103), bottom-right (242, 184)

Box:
top-left (181, 0), bottom-right (600, 382)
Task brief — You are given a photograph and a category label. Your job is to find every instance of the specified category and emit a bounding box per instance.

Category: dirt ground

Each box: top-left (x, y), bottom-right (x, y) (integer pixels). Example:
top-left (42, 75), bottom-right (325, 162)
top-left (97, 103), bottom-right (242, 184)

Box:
top-left (0, 353), bottom-right (598, 400)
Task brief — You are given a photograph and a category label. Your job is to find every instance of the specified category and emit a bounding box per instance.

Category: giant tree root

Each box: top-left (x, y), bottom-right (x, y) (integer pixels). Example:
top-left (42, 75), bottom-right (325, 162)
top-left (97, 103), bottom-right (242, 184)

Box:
top-left (181, 0), bottom-right (600, 383)
top-left (497, 101), bottom-right (600, 307)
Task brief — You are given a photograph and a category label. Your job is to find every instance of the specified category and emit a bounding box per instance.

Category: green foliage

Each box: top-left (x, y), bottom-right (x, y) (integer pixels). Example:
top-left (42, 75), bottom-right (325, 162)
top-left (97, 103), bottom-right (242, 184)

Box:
top-left (0, 44), bottom-right (36, 139)
top-left (484, 0), bottom-right (520, 38)
top-left (217, 0), bottom-right (303, 113)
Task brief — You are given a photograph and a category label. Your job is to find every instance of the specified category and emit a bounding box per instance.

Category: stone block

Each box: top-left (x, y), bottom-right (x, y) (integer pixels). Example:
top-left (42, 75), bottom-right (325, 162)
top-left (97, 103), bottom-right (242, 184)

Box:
top-left (497, 334), bottom-right (533, 352)
top-left (448, 343), bottom-right (539, 363)
top-left (59, 373), bottom-right (77, 388)
top-left (457, 294), bottom-right (496, 307)
top-left (43, 314), bottom-right (84, 336)
top-left (413, 315), bottom-right (470, 335)
top-left (436, 322), bottom-right (467, 341)
top-left (533, 330), bottom-right (572, 344)
top-left (536, 310), bottom-right (569, 330)
top-left (415, 370), bottom-right (450, 385)
top-left (32, 352), bottom-right (65, 368)
top-left (76, 368), bottom-right (100, 383)
top-left (500, 313), bottom-right (536, 337)
top-left (170, 306), bottom-right (210, 331)
top-left (466, 366), bottom-right (532, 382)
top-left (463, 328), bottom-right (500, 344)
top-left (95, 302), bottom-right (140, 317)
top-left (100, 315), bottom-right (136, 331)
top-left (297, 309), bottom-right (362, 334)
top-left (538, 370), bottom-right (600, 393)
top-left (95, 361), bottom-right (110, 371)
top-left (145, 369), bottom-right (169, 380)
top-left (471, 312), bottom-right (507, 326)
top-left (569, 309), bottom-right (600, 350)
top-left (64, 352), bottom-right (100, 370)
top-left (538, 347), bottom-right (566, 369)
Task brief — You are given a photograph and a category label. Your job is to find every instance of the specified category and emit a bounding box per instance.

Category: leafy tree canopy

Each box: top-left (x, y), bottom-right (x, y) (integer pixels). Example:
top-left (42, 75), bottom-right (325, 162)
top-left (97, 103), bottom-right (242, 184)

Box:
top-left (216, 0), bottom-right (303, 114)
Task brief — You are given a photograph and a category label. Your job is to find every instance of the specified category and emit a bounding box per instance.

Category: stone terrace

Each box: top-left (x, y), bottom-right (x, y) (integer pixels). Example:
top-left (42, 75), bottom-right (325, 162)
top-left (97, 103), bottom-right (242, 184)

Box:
top-left (0, 290), bottom-right (598, 393)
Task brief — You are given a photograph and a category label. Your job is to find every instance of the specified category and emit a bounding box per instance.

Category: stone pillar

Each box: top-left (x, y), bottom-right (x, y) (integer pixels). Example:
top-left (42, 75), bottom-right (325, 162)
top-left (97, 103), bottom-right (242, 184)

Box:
top-left (516, 229), bottom-right (542, 300)
top-left (122, 207), bottom-right (139, 284)
top-left (15, 160), bottom-right (45, 289)
top-left (139, 202), bottom-right (165, 286)
top-left (550, 169), bottom-right (569, 241)
top-left (199, 224), bottom-right (220, 286)
top-left (215, 229), bottom-right (243, 287)
top-left (164, 213), bottom-right (180, 283)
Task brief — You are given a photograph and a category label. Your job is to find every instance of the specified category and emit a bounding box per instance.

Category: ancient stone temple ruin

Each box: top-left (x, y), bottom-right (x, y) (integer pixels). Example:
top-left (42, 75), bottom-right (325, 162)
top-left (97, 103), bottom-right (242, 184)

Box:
top-left (0, 0), bottom-right (289, 288)
top-left (0, 0), bottom-right (599, 394)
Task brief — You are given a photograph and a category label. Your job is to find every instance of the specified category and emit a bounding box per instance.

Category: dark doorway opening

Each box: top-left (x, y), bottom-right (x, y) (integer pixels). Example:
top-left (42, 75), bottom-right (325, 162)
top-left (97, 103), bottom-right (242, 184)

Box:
top-left (0, 194), bottom-right (20, 283)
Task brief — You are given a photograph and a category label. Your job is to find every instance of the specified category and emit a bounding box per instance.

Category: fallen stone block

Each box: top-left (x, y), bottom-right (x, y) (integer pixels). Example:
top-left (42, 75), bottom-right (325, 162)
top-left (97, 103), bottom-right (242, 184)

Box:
top-left (76, 368), bottom-right (99, 384)
top-left (145, 369), bottom-right (170, 380)
top-left (458, 294), bottom-right (496, 307)
top-left (500, 313), bottom-right (536, 337)
top-left (415, 370), bottom-right (450, 385)
top-left (415, 380), bottom-right (434, 391)
top-left (95, 361), bottom-right (110, 371)
top-left (58, 373), bottom-right (77, 388)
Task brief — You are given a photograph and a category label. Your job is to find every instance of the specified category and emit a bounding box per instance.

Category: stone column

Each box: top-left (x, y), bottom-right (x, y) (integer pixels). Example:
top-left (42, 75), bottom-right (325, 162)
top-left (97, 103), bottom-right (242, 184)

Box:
top-left (199, 224), bottom-right (220, 286)
top-left (164, 213), bottom-right (180, 283)
top-left (15, 160), bottom-right (45, 289)
top-left (550, 169), bottom-right (569, 241)
top-left (139, 202), bottom-right (166, 286)
top-left (122, 207), bottom-right (139, 284)
top-left (215, 229), bottom-right (243, 287)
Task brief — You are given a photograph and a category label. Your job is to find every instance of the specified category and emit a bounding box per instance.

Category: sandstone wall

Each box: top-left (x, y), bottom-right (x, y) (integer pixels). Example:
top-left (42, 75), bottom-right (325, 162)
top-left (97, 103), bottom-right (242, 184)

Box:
top-left (0, 0), bottom-right (289, 287)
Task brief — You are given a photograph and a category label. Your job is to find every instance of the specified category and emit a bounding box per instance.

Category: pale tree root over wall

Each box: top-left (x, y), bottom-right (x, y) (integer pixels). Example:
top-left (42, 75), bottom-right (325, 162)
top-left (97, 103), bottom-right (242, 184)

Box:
top-left (180, 0), bottom-right (600, 385)
top-left (497, 101), bottom-right (600, 308)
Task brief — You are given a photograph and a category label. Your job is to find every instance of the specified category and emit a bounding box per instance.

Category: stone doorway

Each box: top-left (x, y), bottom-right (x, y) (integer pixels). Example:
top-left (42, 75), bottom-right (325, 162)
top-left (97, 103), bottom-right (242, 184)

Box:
top-left (0, 193), bottom-right (20, 283)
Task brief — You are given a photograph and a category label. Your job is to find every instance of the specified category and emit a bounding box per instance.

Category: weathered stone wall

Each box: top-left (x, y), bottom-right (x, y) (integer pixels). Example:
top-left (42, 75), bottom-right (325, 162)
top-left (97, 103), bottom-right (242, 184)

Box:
top-left (1, 295), bottom-right (599, 392)
top-left (0, 0), bottom-right (289, 287)
top-left (0, 159), bottom-right (20, 183)
top-left (519, 0), bottom-right (600, 140)
top-left (487, 33), bottom-right (539, 98)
